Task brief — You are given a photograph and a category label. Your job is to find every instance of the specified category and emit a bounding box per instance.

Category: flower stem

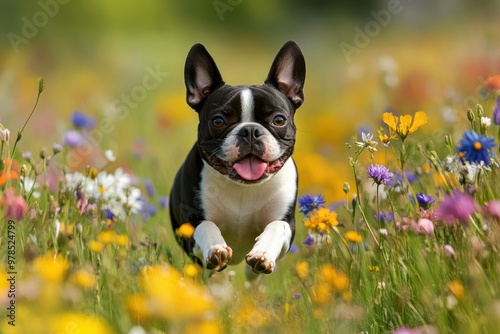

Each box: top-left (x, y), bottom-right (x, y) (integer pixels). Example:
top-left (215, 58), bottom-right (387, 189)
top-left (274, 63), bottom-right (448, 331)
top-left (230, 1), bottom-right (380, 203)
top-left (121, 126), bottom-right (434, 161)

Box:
top-left (11, 78), bottom-right (44, 158)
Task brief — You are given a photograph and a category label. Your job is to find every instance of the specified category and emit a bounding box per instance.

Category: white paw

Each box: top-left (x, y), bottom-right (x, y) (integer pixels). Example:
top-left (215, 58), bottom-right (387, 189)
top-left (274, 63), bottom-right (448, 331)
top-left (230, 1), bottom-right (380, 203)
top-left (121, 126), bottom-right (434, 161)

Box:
top-left (206, 244), bottom-right (233, 272)
top-left (245, 251), bottom-right (275, 274)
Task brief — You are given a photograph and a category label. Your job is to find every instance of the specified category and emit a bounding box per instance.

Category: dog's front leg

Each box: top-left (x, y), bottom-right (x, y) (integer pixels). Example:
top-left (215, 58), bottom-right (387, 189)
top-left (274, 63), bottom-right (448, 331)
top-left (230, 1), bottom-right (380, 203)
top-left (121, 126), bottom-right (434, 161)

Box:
top-left (193, 221), bottom-right (233, 272)
top-left (246, 221), bottom-right (292, 274)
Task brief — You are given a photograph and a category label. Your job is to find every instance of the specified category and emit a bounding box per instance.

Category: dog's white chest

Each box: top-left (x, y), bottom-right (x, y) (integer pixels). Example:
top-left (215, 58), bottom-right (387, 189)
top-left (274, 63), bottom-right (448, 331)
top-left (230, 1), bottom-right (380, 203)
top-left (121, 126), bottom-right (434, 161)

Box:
top-left (199, 158), bottom-right (297, 262)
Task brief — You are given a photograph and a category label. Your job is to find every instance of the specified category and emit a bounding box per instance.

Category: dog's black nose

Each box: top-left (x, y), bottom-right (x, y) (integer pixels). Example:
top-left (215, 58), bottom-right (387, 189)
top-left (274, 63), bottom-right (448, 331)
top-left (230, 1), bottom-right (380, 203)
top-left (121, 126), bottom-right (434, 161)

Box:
top-left (237, 125), bottom-right (264, 139)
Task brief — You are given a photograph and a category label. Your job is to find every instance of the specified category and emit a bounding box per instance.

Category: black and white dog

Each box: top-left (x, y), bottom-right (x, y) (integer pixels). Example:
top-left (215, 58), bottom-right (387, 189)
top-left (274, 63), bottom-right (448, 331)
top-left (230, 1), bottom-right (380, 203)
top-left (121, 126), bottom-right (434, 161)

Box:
top-left (169, 41), bottom-right (305, 275)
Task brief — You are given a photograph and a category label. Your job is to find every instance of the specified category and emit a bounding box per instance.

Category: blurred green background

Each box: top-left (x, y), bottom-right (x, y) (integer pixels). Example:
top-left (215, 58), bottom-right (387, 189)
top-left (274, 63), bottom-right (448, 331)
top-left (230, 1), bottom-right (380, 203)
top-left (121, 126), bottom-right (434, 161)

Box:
top-left (1, 0), bottom-right (499, 201)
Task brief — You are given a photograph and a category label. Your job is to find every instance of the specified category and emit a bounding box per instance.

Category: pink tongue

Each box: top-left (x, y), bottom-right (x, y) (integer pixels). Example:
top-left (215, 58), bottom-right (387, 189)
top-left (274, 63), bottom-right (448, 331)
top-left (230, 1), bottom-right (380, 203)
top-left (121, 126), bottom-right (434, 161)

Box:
top-left (233, 156), bottom-right (267, 181)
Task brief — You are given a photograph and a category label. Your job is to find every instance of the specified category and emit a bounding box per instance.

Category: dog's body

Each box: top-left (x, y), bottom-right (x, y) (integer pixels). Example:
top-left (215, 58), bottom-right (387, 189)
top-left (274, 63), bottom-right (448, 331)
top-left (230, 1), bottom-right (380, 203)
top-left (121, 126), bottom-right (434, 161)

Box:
top-left (169, 41), bottom-right (305, 275)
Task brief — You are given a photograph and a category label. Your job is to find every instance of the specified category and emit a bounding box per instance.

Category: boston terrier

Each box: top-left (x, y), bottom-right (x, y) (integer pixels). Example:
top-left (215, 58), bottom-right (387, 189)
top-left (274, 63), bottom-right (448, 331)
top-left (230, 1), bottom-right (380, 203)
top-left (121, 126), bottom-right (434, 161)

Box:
top-left (169, 41), bottom-right (305, 275)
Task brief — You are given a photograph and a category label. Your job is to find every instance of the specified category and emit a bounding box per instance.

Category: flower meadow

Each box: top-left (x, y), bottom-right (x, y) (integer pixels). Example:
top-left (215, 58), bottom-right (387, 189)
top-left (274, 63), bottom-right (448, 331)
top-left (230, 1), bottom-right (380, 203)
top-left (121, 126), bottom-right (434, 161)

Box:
top-left (2, 70), bottom-right (500, 334)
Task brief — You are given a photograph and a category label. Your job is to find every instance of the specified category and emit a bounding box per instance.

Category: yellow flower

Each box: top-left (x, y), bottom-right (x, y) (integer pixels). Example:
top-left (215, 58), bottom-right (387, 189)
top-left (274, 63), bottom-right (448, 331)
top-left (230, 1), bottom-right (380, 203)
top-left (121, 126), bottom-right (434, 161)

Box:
top-left (235, 301), bottom-right (272, 328)
top-left (126, 293), bottom-right (151, 323)
top-left (368, 265), bottom-right (380, 272)
top-left (34, 252), bottom-right (69, 282)
top-left (177, 223), bottom-right (195, 238)
top-left (448, 280), bottom-right (465, 301)
top-left (345, 231), bottom-right (363, 243)
top-left (183, 263), bottom-right (202, 278)
top-left (113, 233), bottom-right (128, 246)
top-left (137, 265), bottom-right (215, 321)
top-left (98, 230), bottom-right (115, 244)
top-left (377, 128), bottom-right (397, 146)
top-left (311, 282), bottom-right (331, 304)
top-left (185, 320), bottom-right (221, 334)
top-left (381, 111), bottom-right (428, 140)
top-left (317, 264), bottom-right (349, 292)
top-left (304, 208), bottom-right (338, 233)
top-left (70, 269), bottom-right (97, 289)
top-left (295, 261), bottom-right (309, 280)
top-left (50, 312), bottom-right (114, 334)
top-left (89, 240), bottom-right (104, 253)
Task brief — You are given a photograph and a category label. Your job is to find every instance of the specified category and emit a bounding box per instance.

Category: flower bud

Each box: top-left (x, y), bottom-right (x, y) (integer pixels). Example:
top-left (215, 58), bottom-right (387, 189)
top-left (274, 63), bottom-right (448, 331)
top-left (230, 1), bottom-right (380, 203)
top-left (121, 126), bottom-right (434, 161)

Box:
top-left (475, 104), bottom-right (484, 117)
top-left (20, 164), bottom-right (27, 177)
top-left (466, 109), bottom-right (475, 123)
top-left (39, 148), bottom-right (46, 160)
top-left (53, 143), bottom-right (63, 155)
top-left (38, 77), bottom-right (45, 94)
top-left (343, 182), bottom-right (350, 194)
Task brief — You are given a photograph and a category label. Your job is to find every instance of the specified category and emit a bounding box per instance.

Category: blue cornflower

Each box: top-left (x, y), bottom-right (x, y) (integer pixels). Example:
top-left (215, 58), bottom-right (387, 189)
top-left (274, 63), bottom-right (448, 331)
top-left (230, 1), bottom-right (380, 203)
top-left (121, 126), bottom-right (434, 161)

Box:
top-left (367, 164), bottom-right (394, 185)
top-left (416, 193), bottom-right (436, 209)
top-left (144, 179), bottom-right (156, 197)
top-left (493, 96), bottom-right (500, 125)
top-left (456, 130), bottom-right (497, 165)
top-left (298, 194), bottom-right (325, 215)
top-left (71, 110), bottom-right (96, 129)
top-left (375, 211), bottom-right (394, 224)
top-left (303, 235), bottom-right (315, 248)
top-left (288, 243), bottom-right (299, 254)
top-left (104, 208), bottom-right (117, 221)
top-left (159, 196), bottom-right (169, 209)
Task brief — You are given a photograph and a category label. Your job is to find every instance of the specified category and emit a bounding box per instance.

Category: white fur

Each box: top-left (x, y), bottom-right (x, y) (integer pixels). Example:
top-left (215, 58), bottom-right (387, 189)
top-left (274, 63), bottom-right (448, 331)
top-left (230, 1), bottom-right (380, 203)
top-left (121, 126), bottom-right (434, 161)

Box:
top-left (240, 88), bottom-right (254, 123)
top-left (197, 158), bottom-right (297, 266)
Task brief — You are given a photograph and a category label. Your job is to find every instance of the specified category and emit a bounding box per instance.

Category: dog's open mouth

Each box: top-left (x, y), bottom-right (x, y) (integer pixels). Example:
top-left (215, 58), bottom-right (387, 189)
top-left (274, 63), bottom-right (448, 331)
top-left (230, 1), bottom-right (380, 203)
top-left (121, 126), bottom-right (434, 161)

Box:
top-left (207, 154), bottom-right (288, 182)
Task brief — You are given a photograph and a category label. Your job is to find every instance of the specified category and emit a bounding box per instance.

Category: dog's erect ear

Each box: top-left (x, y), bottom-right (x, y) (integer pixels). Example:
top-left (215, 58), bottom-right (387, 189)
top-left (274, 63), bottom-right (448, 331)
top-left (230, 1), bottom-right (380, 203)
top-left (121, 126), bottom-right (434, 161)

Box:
top-left (184, 43), bottom-right (225, 111)
top-left (265, 41), bottom-right (306, 108)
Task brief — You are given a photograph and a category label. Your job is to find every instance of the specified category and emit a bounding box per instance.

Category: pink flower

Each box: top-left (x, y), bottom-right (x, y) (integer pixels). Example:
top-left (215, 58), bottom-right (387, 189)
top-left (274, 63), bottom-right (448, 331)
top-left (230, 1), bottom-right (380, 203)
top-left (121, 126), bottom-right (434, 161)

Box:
top-left (2, 188), bottom-right (28, 220)
top-left (414, 218), bottom-right (434, 236)
top-left (444, 245), bottom-right (456, 259)
top-left (483, 200), bottom-right (500, 219)
top-left (435, 191), bottom-right (476, 225)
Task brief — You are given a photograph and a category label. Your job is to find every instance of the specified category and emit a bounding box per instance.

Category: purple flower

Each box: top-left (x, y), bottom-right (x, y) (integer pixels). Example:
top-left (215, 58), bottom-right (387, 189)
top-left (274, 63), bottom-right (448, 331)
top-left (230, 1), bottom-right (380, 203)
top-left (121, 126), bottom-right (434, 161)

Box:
top-left (303, 235), bottom-right (315, 248)
top-left (144, 179), bottom-right (156, 197)
top-left (298, 194), bottom-right (325, 215)
top-left (367, 164), bottom-right (394, 185)
top-left (416, 193), bottom-right (436, 209)
top-left (435, 191), bottom-right (476, 225)
top-left (288, 243), bottom-right (299, 254)
top-left (456, 130), bottom-right (496, 166)
top-left (293, 293), bottom-right (302, 299)
top-left (104, 208), bottom-right (117, 222)
top-left (493, 96), bottom-right (500, 125)
top-left (71, 110), bottom-right (95, 129)
top-left (376, 211), bottom-right (394, 223)
top-left (159, 196), bottom-right (169, 209)
top-left (64, 130), bottom-right (85, 147)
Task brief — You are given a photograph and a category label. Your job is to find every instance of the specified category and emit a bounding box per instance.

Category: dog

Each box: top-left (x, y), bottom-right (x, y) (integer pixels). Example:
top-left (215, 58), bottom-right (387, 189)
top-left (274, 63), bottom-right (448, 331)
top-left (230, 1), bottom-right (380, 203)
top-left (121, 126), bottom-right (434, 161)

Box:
top-left (169, 41), bottom-right (305, 275)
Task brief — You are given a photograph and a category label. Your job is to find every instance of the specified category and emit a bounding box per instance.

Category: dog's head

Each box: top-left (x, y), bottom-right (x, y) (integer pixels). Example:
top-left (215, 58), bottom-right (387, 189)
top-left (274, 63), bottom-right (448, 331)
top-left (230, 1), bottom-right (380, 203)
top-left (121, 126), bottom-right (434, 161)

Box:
top-left (184, 41), bottom-right (305, 184)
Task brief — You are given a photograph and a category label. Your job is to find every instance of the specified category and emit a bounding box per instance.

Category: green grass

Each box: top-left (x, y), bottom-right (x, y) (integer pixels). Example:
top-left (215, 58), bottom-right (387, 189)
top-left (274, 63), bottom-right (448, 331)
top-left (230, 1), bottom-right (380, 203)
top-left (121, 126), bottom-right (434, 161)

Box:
top-left (1, 76), bottom-right (500, 334)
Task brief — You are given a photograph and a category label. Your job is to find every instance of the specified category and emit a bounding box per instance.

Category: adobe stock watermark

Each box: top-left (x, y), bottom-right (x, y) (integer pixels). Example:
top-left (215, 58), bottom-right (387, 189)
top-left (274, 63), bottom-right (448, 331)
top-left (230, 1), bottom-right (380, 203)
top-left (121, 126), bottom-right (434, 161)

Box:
top-left (64, 65), bottom-right (169, 169)
top-left (339, 0), bottom-right (412, 64)
top-left (213, 0), bottom-right (243, 22)
top-left (7, 0), bottom-right (72, 53)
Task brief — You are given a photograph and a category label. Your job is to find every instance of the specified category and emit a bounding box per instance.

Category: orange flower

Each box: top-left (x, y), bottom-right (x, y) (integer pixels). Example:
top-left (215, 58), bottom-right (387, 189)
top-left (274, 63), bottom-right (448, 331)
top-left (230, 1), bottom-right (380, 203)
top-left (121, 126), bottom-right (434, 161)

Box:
top-left (381, 111), bottom-right (428, 141)
top-left (485, 75), bottom-right (500, 91)
top-left (0, 170), bottom-right (18, 187)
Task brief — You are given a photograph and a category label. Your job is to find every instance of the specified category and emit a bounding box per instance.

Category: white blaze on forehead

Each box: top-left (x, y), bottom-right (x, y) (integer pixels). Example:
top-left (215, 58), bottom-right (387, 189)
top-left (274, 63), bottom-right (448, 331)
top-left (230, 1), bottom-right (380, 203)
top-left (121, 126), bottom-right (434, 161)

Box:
top-left (240, 88), bottom-right (254, 123)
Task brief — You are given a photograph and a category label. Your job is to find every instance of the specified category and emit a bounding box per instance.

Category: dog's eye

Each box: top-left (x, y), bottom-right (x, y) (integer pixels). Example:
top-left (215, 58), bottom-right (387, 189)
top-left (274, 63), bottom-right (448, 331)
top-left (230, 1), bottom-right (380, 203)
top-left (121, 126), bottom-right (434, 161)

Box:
top-left (211, 116), bottom-right (225, 128)
top-left (272, 115), bottom-right (287, 127)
